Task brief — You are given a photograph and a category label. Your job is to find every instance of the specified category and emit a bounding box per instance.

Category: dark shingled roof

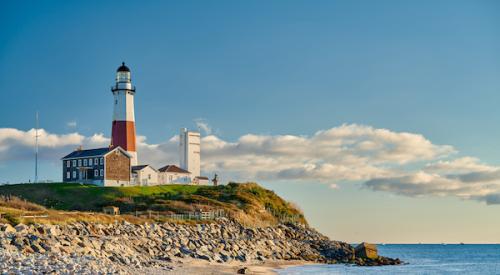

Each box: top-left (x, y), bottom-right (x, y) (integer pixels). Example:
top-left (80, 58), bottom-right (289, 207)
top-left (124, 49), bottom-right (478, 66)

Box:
top-left (131, 165), bottom-right (148, 172)
top-left (62, 147), bottom-right (111, 159)
top-left (117, 62), bottom-right (130, 72)
top-left (158, 165), bottom-right (190, 174)
top-left (131, 165), bottom-right (158, 173)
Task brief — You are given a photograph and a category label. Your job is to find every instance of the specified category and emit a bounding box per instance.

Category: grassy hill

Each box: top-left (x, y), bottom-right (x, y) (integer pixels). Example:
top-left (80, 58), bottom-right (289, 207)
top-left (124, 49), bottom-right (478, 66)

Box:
top-left (0, 182), bottom-right (306, 226)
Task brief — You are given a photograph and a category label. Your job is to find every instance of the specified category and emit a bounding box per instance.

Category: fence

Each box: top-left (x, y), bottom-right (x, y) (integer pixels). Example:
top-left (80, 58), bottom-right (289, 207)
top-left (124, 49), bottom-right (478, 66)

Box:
top-left (131, 209), bottom-right (226, 221)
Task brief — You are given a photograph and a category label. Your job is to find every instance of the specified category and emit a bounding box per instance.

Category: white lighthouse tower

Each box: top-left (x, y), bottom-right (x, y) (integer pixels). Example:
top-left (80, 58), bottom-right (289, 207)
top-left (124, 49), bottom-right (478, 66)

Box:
top-left (111, 62), bottom-right (138, 165)
top-left (180, 128), bottom-right (201, 177)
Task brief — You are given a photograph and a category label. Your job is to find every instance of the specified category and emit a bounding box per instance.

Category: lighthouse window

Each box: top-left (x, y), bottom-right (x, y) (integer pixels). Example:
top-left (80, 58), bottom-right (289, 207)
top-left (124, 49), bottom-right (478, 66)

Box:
top-left (117, 71), bottom-right (130, 82)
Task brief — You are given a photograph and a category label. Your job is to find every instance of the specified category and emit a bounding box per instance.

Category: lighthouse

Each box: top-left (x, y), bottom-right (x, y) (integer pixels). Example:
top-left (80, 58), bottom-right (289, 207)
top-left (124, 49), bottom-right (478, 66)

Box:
top-left (111, 62), bottom-right (138, 165)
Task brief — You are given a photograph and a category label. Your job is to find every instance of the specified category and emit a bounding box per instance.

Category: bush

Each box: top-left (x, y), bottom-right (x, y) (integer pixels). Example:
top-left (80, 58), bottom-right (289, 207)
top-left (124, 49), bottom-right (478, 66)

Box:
top-left (2, 213), bottom-right (19, 225)
top-left (0, 195), bottom-right (46, 211)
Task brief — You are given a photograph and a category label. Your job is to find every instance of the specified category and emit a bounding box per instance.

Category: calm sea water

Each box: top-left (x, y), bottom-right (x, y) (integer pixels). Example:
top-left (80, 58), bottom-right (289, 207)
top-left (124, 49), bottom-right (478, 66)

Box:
top-left (278, 244), bottom-right (500, 274)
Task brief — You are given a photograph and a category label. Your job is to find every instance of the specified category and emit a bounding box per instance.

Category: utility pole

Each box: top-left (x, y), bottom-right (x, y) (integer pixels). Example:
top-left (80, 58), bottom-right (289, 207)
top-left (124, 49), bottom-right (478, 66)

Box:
top-left (35, 111), bottom-right (40, 183)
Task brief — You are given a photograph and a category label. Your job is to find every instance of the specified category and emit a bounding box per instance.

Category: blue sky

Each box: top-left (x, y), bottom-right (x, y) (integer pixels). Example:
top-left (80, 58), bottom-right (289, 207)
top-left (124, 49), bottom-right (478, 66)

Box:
top-left (2, 0), bottom-right (500, 243)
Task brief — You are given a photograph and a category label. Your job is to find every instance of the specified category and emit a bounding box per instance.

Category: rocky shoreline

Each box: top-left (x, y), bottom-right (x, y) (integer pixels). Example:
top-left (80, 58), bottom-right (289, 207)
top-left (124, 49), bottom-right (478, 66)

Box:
top-left (0, 219), bottom-right (401, 274)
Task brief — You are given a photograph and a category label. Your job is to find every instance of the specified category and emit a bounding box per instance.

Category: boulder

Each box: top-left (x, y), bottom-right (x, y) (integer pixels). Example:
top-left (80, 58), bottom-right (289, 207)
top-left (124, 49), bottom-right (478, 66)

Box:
top-left (237, 267), bottom-right (248, 274)
top-left (355, 242), bottom-right (378, 259)
top-left (2, 224), bottom-right (16, 234)
top-left (15, 223), bottom-right (29, 233)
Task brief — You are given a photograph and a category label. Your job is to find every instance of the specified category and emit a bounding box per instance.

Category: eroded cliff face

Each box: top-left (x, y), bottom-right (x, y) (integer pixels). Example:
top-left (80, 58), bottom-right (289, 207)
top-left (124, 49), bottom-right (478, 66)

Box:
top-left (0, 219), bottom-right (401, 274)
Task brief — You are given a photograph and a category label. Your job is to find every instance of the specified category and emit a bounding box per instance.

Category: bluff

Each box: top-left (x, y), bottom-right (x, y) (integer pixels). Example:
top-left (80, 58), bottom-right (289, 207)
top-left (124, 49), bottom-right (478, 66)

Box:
top-left (0, 182), bottom-right (306, 227)
top-left (0, 182), bottom-right (402, 272)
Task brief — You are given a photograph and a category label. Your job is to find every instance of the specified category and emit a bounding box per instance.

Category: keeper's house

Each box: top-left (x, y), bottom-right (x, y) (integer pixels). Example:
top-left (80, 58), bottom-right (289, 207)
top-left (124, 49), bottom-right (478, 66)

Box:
top-left (61, 147), bottom-right (132, 186)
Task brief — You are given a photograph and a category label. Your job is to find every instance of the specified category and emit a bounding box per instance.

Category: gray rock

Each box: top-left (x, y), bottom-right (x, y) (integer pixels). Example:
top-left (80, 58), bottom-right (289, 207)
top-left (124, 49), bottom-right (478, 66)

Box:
top-left (15, 224), bottom-right (29, 233)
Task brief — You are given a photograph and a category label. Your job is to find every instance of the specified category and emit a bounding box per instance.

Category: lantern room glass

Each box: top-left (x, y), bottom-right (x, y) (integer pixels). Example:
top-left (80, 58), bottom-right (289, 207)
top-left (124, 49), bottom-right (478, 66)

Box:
top-left (117, 71), bottom-right (130, 82)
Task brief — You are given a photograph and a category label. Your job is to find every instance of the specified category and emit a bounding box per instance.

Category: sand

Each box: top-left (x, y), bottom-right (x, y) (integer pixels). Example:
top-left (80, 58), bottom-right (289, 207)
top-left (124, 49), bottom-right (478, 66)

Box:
top-left (166, 259), bottom-right (315, 275)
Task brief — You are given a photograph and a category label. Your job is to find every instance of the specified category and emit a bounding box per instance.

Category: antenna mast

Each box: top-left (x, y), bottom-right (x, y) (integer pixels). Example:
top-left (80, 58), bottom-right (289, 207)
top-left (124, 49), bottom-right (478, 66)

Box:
top-left (35, 111), bottom-right (40, 183)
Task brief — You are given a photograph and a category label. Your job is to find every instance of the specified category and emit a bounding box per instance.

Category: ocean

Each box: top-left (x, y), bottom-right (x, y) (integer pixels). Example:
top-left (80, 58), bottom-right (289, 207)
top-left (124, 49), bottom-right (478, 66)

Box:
top-left (278, 244), bottom-right (500, 274)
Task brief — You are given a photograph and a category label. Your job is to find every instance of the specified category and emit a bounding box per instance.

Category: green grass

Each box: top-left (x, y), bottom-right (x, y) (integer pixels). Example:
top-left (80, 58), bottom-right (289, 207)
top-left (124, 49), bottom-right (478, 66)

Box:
top-left (0, 182), bottom-right (306, 226)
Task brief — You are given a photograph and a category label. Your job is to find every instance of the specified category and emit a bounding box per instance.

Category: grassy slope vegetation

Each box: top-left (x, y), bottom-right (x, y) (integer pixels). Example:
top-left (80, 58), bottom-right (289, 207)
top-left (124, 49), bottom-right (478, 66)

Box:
top-left (0, 182), bottom-right (306, 226)
top-left (0, 195), bottom-right (146, 225)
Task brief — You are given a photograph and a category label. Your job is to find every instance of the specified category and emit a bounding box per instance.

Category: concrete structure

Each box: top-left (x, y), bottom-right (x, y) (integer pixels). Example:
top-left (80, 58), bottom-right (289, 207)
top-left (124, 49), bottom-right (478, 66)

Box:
top-left (111, 62), bottom-right (138, 166)
top-left (103, 206), bottom-right (120, 215)
top-left (158, 165), bottom-right (191, 184)
top-left (193, 176), bottom-right (209, 185)
top-left (131, 165), bottom-right (158, 186)
top-left (355, 242), bottom-right (378, 259)
top-left (62, 147), bottom-right (132, 186)
top-left (179, 128), bottom-right (200, 177)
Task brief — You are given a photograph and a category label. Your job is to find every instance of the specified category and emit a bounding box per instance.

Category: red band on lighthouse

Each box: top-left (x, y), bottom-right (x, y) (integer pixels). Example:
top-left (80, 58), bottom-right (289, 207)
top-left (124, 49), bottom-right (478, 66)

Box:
top-left (111, 121), bottom-right (136, 152)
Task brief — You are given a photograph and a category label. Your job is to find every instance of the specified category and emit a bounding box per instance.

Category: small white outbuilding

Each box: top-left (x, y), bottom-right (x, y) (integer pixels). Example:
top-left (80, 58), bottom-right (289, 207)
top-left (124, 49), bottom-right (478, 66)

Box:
top-left (158, 165), bottom-right (192, 184)
top-left (131, 165), bottom-right (159, 186)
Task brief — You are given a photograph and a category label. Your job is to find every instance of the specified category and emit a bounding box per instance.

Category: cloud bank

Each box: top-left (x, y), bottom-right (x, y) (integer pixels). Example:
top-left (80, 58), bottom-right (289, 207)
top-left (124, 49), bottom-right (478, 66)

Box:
top-left (3, 124), bottom-right (500, 204)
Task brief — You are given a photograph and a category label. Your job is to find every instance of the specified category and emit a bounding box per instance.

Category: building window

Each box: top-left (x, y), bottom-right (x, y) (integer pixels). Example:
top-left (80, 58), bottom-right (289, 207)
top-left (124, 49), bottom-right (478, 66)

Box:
top-left (78, 159), bottom-right (82, 166)
top-left (94, 170), bottom-right (98, 177)
top-left (89, 158), bottom-right (93, 166)
top-left (100, 158), bottom-right (103, 165)
top-left (83, 159), bottom-right (87, 166)
top-left (72, 171), bottom-right (76, 178)
top-left (72, 160), bottom-right (76, 167)
top-left (66, 172), bottom-right (70, 179)
top-left (95, 158), bottom-right (99, 165)
top-left (100, 169), bottom-right (103, 176)
top-left (148, 174), bottom-right (151, 180)
top-left (66, 161), bottom-right (70, 168)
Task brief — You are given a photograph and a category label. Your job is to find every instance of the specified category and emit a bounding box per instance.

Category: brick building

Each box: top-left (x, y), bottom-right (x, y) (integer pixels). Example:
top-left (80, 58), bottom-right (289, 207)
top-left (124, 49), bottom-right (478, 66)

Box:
top-left (61, 147), bottom-right (131, 186)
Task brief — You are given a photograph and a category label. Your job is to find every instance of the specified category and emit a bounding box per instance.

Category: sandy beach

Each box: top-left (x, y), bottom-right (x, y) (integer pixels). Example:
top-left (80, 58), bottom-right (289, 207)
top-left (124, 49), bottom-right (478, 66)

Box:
top-left (166, 259), bottom-right (315, 275)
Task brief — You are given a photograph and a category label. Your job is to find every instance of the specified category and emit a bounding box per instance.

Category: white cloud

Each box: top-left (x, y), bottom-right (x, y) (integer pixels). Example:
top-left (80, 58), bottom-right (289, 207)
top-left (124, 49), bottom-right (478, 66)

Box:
top-left (364, 157), bottom-right (500, 204)
top-left (196, 124), bottom-right (454, 183)
top-left (4, 124), bottom-right (500, 204)
top-left (194, 118), bottom-right (212, 135)
top-left (0, 128), bottom-right (108, 162)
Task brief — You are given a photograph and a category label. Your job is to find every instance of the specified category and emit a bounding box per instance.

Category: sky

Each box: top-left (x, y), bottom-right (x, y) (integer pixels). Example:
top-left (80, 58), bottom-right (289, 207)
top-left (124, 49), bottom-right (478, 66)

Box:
top-left (1, 0), bottom-right (500, 243)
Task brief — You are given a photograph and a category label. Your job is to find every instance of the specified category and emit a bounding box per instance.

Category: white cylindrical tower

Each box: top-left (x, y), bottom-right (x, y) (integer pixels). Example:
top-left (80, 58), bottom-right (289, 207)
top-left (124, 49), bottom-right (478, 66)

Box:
top-left (179, 128), bottom-right (201, 177)
top-left (111, 62), bottom-right (138, 165)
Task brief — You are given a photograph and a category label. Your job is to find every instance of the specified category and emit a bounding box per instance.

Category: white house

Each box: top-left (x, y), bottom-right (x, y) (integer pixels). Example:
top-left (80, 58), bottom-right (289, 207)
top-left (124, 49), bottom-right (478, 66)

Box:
top-left (131, 165), bottom-right (158, 186)
top-left (158, 165), bottom-right (192, 184)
